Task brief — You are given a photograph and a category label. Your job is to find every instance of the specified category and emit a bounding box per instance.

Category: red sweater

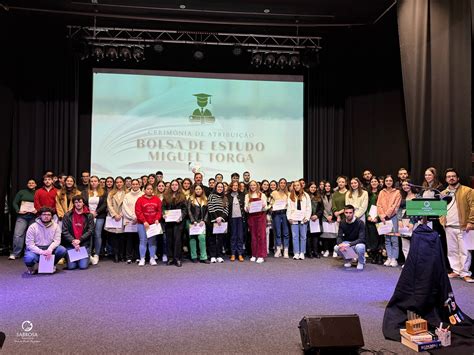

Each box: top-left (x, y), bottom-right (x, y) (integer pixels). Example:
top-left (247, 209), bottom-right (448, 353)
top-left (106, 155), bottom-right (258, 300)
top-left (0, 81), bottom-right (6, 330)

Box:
top-left (34, 186), bottom-right (58, 214)
top-left (135, 195), bottom-right (162, 224)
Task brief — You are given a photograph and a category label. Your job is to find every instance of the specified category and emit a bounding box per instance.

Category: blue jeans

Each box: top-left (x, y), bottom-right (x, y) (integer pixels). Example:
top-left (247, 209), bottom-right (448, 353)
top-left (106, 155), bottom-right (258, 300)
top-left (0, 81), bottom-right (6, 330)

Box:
top-left (93, 218), bottom-right (105, 256)
top-left (385, 236), bottom-right (399, 259)
top-left (12, 215), bottom-right (35, 257)
top-left (291, 222), bottom-right (307, 254)
top-left (24, 245), bottom-right (67, 267)
top-left (66, 247), bottom-right (90, 270)
top-left (273, 212), bottom-right (289, 248)
top-left (334, 242), bottom-right (366, 264)
top-left (231, 217), bottom-right (244, 255)
top-left (137, 223), bottom-right (157, 259)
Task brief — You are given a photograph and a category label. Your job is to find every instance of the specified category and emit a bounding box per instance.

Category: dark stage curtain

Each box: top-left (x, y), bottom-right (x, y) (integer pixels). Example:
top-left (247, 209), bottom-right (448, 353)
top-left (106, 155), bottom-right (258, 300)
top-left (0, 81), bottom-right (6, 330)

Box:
top-left (397, 0), bottom-right (472, 182)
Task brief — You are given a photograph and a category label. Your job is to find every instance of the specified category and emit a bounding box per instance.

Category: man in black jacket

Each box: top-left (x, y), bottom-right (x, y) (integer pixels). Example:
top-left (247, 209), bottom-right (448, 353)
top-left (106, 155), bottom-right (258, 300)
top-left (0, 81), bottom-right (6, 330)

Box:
top-left (334, 205), bottom-right (366, 270)
top-left (62, 195), bottom-right (95, 270)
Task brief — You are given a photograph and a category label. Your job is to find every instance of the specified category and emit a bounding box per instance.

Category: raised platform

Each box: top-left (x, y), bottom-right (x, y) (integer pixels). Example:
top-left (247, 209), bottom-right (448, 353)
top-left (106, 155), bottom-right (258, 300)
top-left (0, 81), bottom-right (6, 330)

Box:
top-left (1, 255), bottom-right (473, 353)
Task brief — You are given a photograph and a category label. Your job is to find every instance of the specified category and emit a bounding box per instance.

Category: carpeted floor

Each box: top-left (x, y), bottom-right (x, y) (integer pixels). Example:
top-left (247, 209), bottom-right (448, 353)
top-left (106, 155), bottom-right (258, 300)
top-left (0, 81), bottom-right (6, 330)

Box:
top-left (1, 255), bottom-right (473, 354)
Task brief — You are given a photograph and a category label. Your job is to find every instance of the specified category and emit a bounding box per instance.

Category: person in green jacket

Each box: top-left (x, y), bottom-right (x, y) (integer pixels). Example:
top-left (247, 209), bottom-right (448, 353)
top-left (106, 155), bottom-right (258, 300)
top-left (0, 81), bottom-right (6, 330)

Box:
top-left (10, 179), bottom-right (37, 259)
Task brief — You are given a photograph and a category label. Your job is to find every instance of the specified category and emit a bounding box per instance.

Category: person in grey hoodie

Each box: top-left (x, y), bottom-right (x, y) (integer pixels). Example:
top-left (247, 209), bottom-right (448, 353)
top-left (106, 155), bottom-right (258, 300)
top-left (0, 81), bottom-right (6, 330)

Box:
top-left (23, 206), bottom-right (67, 275)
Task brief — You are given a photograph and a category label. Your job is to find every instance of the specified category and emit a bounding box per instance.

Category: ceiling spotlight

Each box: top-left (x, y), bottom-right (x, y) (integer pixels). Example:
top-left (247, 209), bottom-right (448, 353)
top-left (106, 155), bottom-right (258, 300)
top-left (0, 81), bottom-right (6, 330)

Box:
top-left (153, 43), bottom-right (164, 53)
top-left (232, 46), bottom-right (242, 56)
top-left (132, 47), bottom-right (145, 61)
top-left (264, 8), bottom-right (270, 13)
top-left (92, 47), bottom-right (104, 61)
top-left (251, 53), bottom-right (263, 67)
top-left (106, 47), bottom-right (118, 61)
top-left (264, 53), bottom-right (275, 68)
top-left (119, 47), bottom-right (131, 61)
top-left (193, 49), bottom-right (204, 60)
top-left (276, 54), bottom-right (288, 68)
top-left (179, 4), bottom-right (186, 9)
top-left (289, 54), bottom-right (300, 68)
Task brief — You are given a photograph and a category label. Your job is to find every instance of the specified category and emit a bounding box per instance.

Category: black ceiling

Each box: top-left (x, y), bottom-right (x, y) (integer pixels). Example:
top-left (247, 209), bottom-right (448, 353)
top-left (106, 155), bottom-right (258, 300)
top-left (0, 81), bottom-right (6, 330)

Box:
top-left (2, 0), bottom-right (397, 35)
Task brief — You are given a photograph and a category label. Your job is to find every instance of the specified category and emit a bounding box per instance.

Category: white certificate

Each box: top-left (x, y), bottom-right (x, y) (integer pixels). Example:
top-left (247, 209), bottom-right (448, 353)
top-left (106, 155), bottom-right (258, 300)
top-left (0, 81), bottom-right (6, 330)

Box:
top-left (123, 223), bottom-right (138, 233)
top-left (291, 210), bottom-right (305, 221)
top-left (322, 221), bottom-right (338, 234)
top-left (38, 254), bottom-right (55, 273)
top-left (105, 216), bottom-right (123, 229)
top-left (376, 220), bottom-right (394, 235)
top-left (249, 201), bottom-right (263, 214)
top-left (146, 223), bottom-right (163, 238)
top-left (309, 220), bottom-right (321, 233)
top-left (213, 222), bottom-right (228, 234)
top-left (399, 219), bottom-right (413, 236)
top-left (67, 246), bottom-right (88, 262)
top-left (189, 223), bottom-right (206, 235)
top-left (164, 209), bottom-right (182, 222)
top-left (368, 205), bottom-right (378, 219)
top-left (20, 201), bottom-right (35, 213)
top-left (463, 230), bottom-right (474, 250)
top-left (272, 200), bottom-right (286, 211)
top-left (340, 246), bottom-right (358, 260)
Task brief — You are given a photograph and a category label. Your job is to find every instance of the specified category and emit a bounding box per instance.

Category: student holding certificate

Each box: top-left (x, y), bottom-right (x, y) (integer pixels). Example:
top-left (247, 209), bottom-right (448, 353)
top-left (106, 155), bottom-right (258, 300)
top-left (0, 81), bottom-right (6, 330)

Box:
top-left (105, 177), bottom-right (127, 263)
top-left (82, 176), bottom-right (108, 265)
top-left (245, 180), bottom-right (268, 264)
top-left (227, 181), bottom-right (246, 262)
top-left (270, 178), bottom-right (290, 258)
top-left (332, 176), bottom-right (348, 223)
top-left (377, 175), bottom-right (402, 267)
top-left (307, 182), bottom-right (323, 258)
top-left (260, 180), bottom-right (273, 255)
top-left (156, 181), bottom-right (168, 263)
top-left (366, 177), bottom-right (383, 264)
top-left (207, 182), bottom-right (229, 263)
top-left (398, 180), bottom-right (417, 261)
top-left (345, 178), bottom-right (368, 223)
top-left (122, 179), bottom-right (144, 264)
top-left (187, 185), bottom-right (210, 264)
top-left (10, 179), bottom-right (37, 260)
top-left (135, 184), bottom-right (162, 267)
top-left (320, 181), bottom-right (337, 258)
top-left (287, 181), bottom-right (312, 260)
top-left (55, 176), bottom-right (81, 222)
top-left (162, 180), bottom-right (187, 267)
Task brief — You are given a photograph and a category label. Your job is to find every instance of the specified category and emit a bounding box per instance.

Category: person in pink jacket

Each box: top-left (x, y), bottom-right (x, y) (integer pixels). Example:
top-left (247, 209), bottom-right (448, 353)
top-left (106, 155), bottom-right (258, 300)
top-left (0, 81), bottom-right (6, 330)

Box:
top-left (377, 175), bottom-right (402, 267)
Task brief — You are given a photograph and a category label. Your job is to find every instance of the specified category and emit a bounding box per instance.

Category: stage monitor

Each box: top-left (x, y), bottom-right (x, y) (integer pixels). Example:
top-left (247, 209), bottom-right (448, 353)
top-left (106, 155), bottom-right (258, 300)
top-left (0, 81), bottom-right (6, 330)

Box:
top-left (91, 69), bottom-right (304, 181)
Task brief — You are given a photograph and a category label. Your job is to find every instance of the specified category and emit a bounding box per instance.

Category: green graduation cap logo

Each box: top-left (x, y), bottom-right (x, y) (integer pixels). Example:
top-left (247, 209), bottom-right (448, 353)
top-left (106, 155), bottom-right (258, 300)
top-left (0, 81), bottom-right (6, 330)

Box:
top-left (189, 93), bottom-right (215, 123)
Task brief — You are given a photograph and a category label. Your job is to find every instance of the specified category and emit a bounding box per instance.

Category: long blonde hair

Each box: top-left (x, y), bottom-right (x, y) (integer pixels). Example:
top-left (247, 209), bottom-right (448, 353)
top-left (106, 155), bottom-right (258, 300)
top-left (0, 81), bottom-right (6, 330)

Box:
top-left (189, 184), bottom-right (208, 206)
top-left (88, 175), bottom-right (104, 197)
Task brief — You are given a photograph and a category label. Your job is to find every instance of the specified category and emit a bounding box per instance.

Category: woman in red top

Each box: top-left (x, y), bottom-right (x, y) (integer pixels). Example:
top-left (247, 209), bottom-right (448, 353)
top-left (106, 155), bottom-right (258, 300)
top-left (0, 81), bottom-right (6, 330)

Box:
top-left (135, 184), bottom-right (162, 267)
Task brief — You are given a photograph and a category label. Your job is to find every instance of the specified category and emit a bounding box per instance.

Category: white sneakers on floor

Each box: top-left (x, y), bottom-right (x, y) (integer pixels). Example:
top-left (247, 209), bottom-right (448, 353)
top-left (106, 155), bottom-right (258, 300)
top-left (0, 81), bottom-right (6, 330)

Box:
top-left (149, 258), bottom-right (157, 266)
top-left (322, 250), bottom-right (329, 258)
top-left (293, 253), bottom-right (300, 260)
top-left (138, 258), bottom-right (145, 266)
top-left (162, 254), bottom-right (168, 263)
top-left (256, 258), bottom-right (264, 264)
top-left (390, 259), bottom-right (398, 267)
top-left (210, 257), bottom-right (217, 263)
top-left (332, 251), bottom-right (338, 258)
top-left (300, 254), bottom-right (305, 260)
top-left (9, 254), bottom-right (16, 260)
top-left (216, 257), bottom-right (224, 263)
top-left (91, 255), bottom-right (99, 265)
top-left (274, 247), bottom-right (282, 258)
top-left (384, 258), bottom-right (391, 266)
top-left (250, 256), bottom-right (256, 262)
top-left (357, 263), bottom-right (364, 270)
top-left (283, 249), bottom-right (289, 259)
top-left (344, 262), bottom-right (352, 268)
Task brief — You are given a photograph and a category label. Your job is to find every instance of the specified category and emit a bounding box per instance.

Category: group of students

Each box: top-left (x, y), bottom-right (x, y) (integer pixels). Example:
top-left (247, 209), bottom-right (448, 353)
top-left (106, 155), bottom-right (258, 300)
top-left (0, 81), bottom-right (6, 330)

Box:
top-left (8, 167), bottom-right (474, 280)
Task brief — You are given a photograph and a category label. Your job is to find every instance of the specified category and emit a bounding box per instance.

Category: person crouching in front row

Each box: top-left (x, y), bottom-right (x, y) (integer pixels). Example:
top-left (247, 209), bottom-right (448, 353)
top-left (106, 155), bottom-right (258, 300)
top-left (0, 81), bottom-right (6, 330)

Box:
top-left (334, 205), bottom-right (366, 270)
top-left (62, 195), bottom-right (94, 270)
top-left (23, 206), bottom-right (67, 275)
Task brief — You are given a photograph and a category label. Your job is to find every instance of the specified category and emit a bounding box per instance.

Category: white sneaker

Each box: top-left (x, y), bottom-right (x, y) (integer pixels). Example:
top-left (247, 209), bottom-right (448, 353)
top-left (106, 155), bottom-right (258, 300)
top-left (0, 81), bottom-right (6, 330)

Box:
top-left (344, 262), bottom-right (352, 268)
top-left (283, 249), bottom-right (289, 259)
top-left (332, 251), bottom-right (338, 258)
top-left (8, 254), bottom-right (15, 260)
top-left (210, 257), bottom-right (217, 263)
top-left (322, 250), bottom-right (329, 258)
top-left (390, 259), bottom-right (398, 267)
top-left (250, 256), bottom-right (256, 262)
top-left (384, 258), bottom-right (392, 266)
top-left (162, 254), bottom-right (168, 263)
top-left (274, 247), bottom-right (282, 258)
top-left (183, 246), bottom-right (189, 253)
top-left (256, 257), bottom-right (264, 264)
top-left (52, 266), bottom-right (57, 273)
top-left (217, 257), bottom-right (224, 263)
top-left (293, 253), bottom-right (300, 260)
top-left (92, 255), bottom-right (99, 265)
top-left (150, 258), bottom-right (157, 266)
top-left (299, 254), bottom-right (305, 260)
top-left (357, 262), bottom-right (364, 270)
top-left (138, 258), bottom-right (145, 266)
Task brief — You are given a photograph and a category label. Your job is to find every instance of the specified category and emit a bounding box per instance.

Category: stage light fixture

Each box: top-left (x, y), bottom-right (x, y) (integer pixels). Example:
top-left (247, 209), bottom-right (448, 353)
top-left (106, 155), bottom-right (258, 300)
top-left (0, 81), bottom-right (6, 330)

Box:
top-left (119, 47), bottom-right (131, 61)
top-left (153, 43), bottom-right (164, 53)
top-left (193, 49), bottom-right (204, 60)
top-left (132, 47), bottom-right (145, 61)
top-left (289, 54), bottom-right (300, 68)
top-left (276, 54), bottom-right (288, 68)
top-left (251, 53), bottom-right (263, 67)
top-left (264, 53), bottom-right (275, 68)
top-left (92, 46), bottom-right (104, 61)
top-left (106, 47), bottom-right (118, 61)
top-left (232, 46), bottom-right (242, 56)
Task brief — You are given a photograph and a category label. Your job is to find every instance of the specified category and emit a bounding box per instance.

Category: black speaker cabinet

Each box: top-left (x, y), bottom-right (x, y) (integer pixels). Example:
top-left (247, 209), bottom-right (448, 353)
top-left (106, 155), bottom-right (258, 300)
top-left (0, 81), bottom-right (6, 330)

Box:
top-left (299, 315), bottom-right (364, 354)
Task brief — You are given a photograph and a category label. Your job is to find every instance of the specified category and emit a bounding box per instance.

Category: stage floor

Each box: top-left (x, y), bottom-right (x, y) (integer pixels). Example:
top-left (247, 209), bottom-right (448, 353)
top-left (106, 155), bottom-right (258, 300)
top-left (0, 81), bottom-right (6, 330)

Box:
top-left (1, 255), bottom-right (473, 354)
